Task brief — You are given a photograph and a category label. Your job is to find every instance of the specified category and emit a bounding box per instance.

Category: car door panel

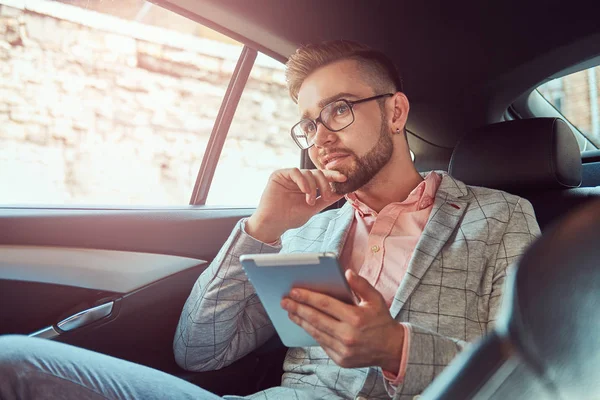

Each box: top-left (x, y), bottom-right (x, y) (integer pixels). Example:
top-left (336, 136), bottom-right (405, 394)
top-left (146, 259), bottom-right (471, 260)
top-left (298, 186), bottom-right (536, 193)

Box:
top-left (0, 245), bottom-right (206, 292)
top-left (0, 208), bottom-right (251, 372)
top-left (1, 279), bottom-right (113, 336)
top-left (50, 263), bottom-right (208, 371)
top-left (0, 208), bottom-right (251, 259)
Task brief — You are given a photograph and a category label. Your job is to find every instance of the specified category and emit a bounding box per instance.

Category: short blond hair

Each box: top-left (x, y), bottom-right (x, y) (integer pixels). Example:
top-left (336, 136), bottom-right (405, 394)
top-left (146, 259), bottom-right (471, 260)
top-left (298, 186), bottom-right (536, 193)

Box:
top-left (285, 40), bottom-right (403, 103)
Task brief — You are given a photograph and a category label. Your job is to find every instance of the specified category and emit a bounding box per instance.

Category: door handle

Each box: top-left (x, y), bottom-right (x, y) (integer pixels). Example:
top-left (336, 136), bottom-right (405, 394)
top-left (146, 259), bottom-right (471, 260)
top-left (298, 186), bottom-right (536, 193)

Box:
top-left (57, 301), bottom-right (114, 332)
top-left (29, 301), bottom-right (114, 339)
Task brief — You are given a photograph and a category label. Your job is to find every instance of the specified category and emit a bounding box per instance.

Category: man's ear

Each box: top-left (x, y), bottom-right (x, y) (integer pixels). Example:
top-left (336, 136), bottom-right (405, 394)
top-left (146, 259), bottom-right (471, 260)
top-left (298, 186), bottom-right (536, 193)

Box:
top-left (390, 92), bottom-right (409, 130)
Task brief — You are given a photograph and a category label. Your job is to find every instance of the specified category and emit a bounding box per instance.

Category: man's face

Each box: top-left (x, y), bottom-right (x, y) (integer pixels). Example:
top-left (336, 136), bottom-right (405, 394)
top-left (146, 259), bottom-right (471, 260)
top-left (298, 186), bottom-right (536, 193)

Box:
top-left (297, 59), bottom-right (394, 194)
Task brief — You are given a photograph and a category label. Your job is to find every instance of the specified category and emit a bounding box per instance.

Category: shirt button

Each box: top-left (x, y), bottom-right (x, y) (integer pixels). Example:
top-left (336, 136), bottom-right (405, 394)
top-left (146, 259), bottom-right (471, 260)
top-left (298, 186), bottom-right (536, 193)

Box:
top-left (371, 245), bottom-right (380, 253)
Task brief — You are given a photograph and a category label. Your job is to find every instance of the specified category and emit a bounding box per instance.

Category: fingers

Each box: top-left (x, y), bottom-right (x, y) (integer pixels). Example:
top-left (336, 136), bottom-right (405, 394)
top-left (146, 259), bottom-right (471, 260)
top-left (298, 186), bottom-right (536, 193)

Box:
top-left (284, 299), bottom-right (343, 337)
top-left (311, 169), bottom-right (330, 199)
top-left (311, 170), bottom-right (342, 209)
top-left (286, 309), bottom-right (346, 354)
top-left (282, 296), bottom-right (351, 355)
top-left (321, 169), bottom-right (347, 182)
top-left (305, 172), bottom-right (318, 205)
top-left (286, 169), bottom-right (346, 206)
top-left (287, 168), bottom-right (317, 205)
top-left (283, 296), bottom-right (362, 365)
top-left (312, 170), bottom-right (339, 198)
top-left (286, 288), bottom-right (352, 321)
top-left (287, 168), bottom-right (312, 197)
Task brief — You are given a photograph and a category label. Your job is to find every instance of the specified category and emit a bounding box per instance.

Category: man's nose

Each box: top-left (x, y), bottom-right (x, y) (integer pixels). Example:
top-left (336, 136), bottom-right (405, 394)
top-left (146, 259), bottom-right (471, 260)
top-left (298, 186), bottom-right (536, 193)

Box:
top-left (312, 122), bottom-right (338, 147)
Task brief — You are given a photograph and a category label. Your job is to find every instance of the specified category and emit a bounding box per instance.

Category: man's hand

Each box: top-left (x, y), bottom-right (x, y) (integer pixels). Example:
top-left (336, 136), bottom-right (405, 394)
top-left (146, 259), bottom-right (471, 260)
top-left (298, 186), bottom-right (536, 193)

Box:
top-left (246, 168), bottom-right (347, 243)
top-left (281, 270), bottom-right (404, 373)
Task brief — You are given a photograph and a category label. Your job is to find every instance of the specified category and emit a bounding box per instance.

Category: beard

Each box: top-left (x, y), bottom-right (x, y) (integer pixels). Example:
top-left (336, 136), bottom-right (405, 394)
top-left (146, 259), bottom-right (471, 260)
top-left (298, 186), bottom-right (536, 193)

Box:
top-left (329, 119), bottom-right (394, 195)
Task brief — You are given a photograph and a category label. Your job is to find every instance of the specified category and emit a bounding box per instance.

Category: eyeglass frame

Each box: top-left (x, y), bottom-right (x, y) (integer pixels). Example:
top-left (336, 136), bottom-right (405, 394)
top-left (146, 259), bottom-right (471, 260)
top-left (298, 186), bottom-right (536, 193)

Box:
top-left (290, 93), bottom-right (394, 150)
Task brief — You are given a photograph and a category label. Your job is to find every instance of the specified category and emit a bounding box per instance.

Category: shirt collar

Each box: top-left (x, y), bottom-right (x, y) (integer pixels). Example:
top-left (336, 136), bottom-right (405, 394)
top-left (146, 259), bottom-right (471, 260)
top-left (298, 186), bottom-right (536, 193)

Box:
top-left (345, 172), bottom-right (441, 217)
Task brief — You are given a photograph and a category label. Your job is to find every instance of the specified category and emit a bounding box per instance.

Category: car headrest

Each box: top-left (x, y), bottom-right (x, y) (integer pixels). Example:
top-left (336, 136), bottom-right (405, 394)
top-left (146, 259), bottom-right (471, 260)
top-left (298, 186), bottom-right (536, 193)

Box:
top-left (449, 118), bottom-right (582, 191)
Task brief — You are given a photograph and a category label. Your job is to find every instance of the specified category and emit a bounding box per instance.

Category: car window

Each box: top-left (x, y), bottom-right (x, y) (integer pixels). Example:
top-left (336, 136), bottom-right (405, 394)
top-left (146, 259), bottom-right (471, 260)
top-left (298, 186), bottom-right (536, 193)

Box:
top-left (0, 0), bottom-right (245, 206)
top-left (537, 65), bottom-right (600, 149)
top-left (206, 53), bottom-right (300, 206)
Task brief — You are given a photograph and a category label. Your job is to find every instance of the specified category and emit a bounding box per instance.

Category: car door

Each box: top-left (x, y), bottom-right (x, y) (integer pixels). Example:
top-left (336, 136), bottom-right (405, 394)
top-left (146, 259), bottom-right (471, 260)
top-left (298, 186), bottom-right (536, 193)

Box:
top-left (0, 1), bottom-right (299, 394)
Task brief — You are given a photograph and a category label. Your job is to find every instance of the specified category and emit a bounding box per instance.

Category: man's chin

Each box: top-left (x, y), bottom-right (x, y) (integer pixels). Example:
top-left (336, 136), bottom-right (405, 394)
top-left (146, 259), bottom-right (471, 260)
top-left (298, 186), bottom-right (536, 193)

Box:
top-left (331, 177), bottom-right (365, 195)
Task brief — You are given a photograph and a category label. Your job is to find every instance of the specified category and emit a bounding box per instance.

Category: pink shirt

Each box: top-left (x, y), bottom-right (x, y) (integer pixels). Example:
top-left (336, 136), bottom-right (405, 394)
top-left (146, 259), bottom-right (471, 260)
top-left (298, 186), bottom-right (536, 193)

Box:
top-left (340, 171), bottom-right (441, 387)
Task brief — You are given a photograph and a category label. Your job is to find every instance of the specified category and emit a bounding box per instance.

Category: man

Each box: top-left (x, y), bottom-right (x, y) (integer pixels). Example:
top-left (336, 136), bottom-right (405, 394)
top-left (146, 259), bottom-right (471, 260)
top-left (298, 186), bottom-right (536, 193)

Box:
top-left (0, 41), bottom-right (540, 400)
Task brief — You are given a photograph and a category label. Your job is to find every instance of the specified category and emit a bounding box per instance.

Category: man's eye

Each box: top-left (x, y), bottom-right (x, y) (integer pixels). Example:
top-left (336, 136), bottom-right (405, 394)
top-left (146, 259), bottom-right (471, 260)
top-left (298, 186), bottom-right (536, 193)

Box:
top-left (334, 103), bottom-right (349, 116)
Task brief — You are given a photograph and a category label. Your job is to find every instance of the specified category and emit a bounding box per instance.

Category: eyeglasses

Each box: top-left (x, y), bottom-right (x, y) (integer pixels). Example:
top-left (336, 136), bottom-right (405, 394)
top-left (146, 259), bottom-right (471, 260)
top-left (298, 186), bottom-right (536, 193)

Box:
top-left (290, 93), bottom-right (393, 150)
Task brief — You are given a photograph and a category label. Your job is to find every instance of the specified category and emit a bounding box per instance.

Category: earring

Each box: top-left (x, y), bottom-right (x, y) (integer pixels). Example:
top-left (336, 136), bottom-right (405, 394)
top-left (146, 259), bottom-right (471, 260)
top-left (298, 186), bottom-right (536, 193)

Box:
top-left (395, 129), bottom-right (401, 134)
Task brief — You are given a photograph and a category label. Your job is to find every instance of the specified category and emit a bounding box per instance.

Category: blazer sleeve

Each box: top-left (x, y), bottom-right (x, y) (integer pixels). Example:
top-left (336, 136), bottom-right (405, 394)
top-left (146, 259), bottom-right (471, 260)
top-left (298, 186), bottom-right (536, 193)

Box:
top-left (173, 218), bottom-right (280, 371)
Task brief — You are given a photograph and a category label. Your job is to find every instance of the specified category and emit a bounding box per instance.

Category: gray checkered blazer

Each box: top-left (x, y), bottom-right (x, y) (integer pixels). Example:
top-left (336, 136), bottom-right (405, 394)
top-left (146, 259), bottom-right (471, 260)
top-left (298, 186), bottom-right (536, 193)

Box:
top-left (174, 172), bottom-right (540, 400)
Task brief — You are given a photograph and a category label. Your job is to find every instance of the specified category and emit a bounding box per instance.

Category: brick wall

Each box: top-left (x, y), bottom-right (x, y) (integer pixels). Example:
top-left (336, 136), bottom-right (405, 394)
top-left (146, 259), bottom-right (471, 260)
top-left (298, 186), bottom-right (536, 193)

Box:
top-left (563, 70), bottom-right (592, 134)
top-left (0, 1), bottom-right (300, 206)
top-left (539, 66), bottom-right (600, 149)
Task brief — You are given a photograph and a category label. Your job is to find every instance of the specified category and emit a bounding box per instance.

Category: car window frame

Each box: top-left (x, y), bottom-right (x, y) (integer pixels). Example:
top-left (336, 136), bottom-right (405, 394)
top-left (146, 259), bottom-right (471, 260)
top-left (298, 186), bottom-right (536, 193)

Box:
top-left (0, 0), bottom-right (302, 209)
top-left (509, 59), bottom-right (600, 153)
top-left (189, 46), bottom-right (258, 205)
top-left (154, 0), bottom-right (305, 207)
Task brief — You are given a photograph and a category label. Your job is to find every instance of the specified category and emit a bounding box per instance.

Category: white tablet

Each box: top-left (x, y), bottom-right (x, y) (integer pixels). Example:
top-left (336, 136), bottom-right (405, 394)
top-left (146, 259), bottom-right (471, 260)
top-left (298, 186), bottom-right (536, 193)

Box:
top-left (240, 252), bottom-right (354, 347)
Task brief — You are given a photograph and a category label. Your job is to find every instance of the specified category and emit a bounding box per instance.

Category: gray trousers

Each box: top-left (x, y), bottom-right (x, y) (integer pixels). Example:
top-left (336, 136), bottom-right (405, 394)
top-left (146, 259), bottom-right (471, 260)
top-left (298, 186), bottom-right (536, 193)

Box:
top-left (0, 335), bottom-right (231, 400)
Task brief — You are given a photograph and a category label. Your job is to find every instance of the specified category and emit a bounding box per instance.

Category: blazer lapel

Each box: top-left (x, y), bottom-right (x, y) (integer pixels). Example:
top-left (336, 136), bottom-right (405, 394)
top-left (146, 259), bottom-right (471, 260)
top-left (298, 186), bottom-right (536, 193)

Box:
top-left (319, 202), bottom-right (354, 256)
top-left (389, 173), bottom-right (469, 318)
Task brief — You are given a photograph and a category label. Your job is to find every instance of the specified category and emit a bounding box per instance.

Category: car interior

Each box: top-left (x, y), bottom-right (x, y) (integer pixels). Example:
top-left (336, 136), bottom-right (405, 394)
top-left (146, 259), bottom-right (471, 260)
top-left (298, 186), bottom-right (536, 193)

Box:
top-left (1, 0), bottom-right (599, 397)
